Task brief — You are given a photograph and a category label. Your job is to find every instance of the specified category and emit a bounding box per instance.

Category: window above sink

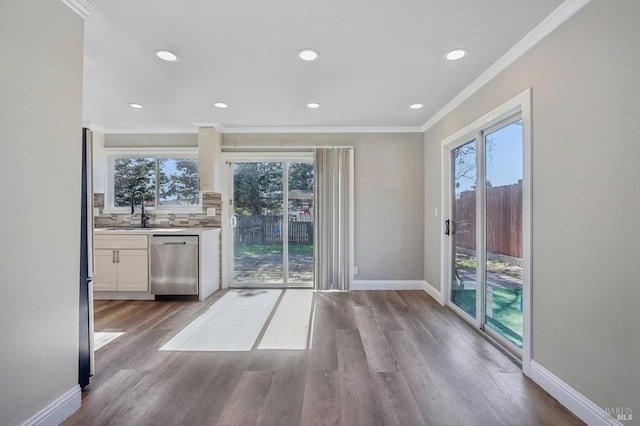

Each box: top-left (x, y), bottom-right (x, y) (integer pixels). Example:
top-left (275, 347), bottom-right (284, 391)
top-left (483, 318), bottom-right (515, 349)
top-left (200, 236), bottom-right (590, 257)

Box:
top-left (104, 148), bottom-right (202, 214)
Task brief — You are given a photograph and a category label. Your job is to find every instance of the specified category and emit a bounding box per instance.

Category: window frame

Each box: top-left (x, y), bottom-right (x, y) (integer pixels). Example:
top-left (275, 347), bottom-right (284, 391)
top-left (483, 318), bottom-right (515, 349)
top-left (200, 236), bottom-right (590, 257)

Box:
top-left (104, 147), bottom-right (202, 214)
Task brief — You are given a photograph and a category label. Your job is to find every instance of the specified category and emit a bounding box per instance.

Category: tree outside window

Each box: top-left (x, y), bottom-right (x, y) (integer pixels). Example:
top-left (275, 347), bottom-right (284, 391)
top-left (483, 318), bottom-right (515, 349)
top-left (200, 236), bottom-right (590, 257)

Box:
top-left (112, 157), bottom-right (200, 209)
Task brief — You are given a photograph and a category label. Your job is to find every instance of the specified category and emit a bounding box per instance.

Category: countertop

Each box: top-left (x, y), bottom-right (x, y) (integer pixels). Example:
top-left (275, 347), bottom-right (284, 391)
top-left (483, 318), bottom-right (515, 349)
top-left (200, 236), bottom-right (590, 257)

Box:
top-left (94, 227), bottom-right (220, 236)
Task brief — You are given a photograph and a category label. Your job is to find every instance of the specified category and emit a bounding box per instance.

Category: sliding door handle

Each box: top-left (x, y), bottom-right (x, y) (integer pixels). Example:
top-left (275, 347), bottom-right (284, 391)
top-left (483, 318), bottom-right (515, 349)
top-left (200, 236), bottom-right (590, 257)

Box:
top-left (445, 219), bottom-right (458, 235)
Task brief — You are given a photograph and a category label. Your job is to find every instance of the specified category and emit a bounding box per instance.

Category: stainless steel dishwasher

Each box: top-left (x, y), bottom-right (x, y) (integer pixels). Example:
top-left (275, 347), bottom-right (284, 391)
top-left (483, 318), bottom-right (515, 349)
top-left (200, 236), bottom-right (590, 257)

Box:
top-left (150, 235), bottom-right (199, 295)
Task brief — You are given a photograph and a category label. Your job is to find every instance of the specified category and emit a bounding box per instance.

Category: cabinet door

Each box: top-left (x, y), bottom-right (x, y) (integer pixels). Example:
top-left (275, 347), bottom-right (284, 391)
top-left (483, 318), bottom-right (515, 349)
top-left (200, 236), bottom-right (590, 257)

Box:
top-left (198, 127), bottom-right (221, 191)
top-left (198, 128), bottom-right (214, 191)
top-left (117, 249), bottom-right (149, 291)
top-left (93, 249), bottom-right (117, 291)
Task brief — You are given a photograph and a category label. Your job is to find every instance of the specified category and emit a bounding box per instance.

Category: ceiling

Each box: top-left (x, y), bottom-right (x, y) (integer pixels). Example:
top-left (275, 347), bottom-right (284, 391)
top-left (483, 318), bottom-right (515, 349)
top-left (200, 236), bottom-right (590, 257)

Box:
top-left (82, 0), bottom-right (564, 132)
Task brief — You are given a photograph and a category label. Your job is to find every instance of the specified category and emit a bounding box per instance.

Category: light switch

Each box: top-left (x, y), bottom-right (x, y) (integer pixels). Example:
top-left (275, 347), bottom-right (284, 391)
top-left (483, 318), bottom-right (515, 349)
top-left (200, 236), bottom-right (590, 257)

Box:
top-left (207, 208), bottom-right (216, 216)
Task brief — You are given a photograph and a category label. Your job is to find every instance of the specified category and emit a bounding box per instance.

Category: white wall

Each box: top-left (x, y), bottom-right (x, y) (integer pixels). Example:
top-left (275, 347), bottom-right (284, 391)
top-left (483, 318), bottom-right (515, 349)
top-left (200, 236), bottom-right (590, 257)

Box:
top-left (105, 133), bottom-right (198, 147)
top-left (0, 1), bottom-right (84, 424)
top-left (224, 133), bottom-right (425, 280)
top-left (424, 0), bottom-right (639, 413)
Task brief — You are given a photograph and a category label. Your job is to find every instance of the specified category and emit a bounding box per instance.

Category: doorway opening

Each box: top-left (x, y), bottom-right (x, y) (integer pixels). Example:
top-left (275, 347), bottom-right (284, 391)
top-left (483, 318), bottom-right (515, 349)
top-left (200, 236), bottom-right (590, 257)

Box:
top-left (224, 153), bottom-right (314, 288)
top-left (441, 90), bottom-right (532, 370)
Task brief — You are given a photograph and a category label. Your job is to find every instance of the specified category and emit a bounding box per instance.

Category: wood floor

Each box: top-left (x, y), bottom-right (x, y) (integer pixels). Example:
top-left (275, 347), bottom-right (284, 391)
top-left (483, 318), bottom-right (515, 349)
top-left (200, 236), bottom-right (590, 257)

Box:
top-left (65, 290), bottom-right (583, 426)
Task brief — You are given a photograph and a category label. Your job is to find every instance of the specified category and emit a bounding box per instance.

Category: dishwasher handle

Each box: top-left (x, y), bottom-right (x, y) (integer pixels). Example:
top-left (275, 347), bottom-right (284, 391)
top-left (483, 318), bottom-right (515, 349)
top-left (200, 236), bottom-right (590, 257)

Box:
top-left (151, 236), bottom-right (199, 246)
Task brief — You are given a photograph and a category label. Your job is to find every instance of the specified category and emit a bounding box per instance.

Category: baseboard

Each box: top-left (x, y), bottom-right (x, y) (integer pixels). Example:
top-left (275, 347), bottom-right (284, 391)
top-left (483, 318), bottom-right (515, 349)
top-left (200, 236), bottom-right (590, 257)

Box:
top-left (23, 385), bottom-right (81, 426)
top-left (94, 291), bottom-right (155, 300)
top-left (351, 280), bottom-right (425, 290)
top-left (529, 361), bottom-right (622, 426)
top-left (423, 281), bottom-right (444, 305)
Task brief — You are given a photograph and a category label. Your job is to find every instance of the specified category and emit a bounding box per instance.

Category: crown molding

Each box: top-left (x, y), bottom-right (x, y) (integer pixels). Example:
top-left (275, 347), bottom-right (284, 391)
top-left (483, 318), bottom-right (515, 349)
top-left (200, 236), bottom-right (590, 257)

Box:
top-left (89, 124), bottom-right (422, 135)
top-left (222, 126), bottom-right (423, 134)
top-left (61, 0), bottom-right (93, 19)
top-left (99, 127), bottom-right (199, 135)
top-left (193, 122), bottom-right (225, 132)
top-left (421, 0), bottom-right (592, 133)
top-left (82, 121), bottom-right (107, 134)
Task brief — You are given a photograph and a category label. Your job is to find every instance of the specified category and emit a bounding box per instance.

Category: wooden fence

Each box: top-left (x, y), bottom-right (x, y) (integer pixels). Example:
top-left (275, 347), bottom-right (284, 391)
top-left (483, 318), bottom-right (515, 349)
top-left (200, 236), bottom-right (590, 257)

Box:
top-left (455, 181), bottom-right (522, 258)
top-left (235, 215), bottom-right (313, 245)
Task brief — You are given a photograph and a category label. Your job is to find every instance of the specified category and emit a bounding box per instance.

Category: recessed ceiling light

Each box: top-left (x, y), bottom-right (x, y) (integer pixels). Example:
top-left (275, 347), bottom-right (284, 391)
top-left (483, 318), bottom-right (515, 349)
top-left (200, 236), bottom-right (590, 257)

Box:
top-left (298, 48), bottom-right (320, 61)
top-left (446, 49), bottom-right (468, 61)
top-left (154, 50), bottom-right (179, 62)
top-left (307, 103), bottom-right (320, 109)
top-left (410, 103), bottom-right (424, 110)
top-left (213, 102), bottom-right (228, 109)
top-left (128, 103), bottom-right (143, 109)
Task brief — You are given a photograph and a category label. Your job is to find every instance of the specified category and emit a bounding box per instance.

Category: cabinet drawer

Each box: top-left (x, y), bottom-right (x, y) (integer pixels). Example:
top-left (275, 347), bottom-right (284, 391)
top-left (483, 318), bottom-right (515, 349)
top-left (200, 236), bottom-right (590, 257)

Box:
top-left (95, 234), bottom-right (148, 249)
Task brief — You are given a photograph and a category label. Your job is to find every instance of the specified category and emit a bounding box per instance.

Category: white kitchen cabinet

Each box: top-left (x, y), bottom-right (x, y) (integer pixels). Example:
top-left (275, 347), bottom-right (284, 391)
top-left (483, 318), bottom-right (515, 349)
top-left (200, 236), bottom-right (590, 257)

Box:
top-left (199, 229), bottom-right (220, 300)
top-left (93, 249), bottom-right (118, 291)
top-left (93, 228), bottom-right (220, 300)
top-left (94, 235), bottom-right (149, 292)
top-left (198, 127), bottom-right (221, 192)
top-left (116, 249), bottom-right (148, 291)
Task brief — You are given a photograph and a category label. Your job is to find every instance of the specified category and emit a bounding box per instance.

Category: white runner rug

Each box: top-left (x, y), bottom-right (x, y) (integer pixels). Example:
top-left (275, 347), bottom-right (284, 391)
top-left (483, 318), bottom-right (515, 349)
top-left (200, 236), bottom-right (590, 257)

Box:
top-left (160, 289), bottom-right (281, 352)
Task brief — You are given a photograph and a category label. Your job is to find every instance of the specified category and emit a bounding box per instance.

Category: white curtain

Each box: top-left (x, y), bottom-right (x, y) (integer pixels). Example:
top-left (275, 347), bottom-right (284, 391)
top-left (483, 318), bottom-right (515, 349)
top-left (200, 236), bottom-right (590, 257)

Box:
top-left (314, 148), bottom-right (353, 291)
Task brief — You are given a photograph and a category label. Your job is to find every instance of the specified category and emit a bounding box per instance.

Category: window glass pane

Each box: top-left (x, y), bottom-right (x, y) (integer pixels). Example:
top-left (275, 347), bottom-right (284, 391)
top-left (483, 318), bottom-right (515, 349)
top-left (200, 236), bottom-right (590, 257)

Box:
top-left (451, 140), bottom-right (477, 318)
top-left (158, 158), bottom-right (200, 206)
top-left (288, 162), bottom-right (314, 284)
top-left (484, 119), bottom-right (523, 348)
top-left (113, 158), bottom-right (156, 208)
top-left (233, 162), bottom-right (284, 284)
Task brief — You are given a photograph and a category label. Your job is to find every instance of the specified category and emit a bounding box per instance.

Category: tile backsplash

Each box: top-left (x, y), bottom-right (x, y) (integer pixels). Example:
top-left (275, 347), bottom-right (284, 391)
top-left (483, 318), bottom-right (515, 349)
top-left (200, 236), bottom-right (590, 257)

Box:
top-left (94, 192), bottom-right (222, 228)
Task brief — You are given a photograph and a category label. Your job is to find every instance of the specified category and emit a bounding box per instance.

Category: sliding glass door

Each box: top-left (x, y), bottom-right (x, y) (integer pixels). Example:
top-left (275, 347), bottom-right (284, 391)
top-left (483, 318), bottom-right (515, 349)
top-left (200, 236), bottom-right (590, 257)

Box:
top-left (230, 159), bottom-right (313, 287)
top-left (287, 162), bottom-right (314, 283)
top-left (450, 140), bottom-right (478, 318)
top-left (232, 162), bottom-right (285, 285)
top-left (446, 115), bottom-right (525, 355)
top-left (483, 120), bottom-right (524, 349)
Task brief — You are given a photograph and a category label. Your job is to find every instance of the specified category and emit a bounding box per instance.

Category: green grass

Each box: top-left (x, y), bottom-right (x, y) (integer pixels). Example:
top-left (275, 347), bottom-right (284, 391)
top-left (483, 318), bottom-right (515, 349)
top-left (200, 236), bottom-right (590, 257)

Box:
top-left (457, 258), bottom-right (477, 269)
top-left (453, 288), bottom-right (523, 348)
top-left (456, 258), bottom-right (517, 274)
top-left (234, 243), bottom-right (313, 257)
